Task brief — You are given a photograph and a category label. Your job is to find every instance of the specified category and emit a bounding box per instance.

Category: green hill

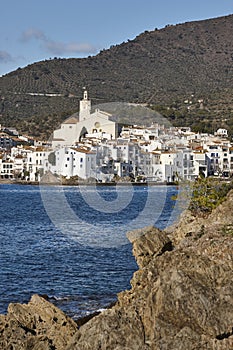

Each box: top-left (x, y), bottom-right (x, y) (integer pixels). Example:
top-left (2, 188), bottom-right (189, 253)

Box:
top-left (1, 14), bottom-right (233, 137)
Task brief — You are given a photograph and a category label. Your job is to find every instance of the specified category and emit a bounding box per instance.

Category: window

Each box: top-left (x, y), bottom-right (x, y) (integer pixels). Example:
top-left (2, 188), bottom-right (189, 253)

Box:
top-left (67, 157), bottom-right (69, 161)
top-left (80, 158), bottom-right (83, 163)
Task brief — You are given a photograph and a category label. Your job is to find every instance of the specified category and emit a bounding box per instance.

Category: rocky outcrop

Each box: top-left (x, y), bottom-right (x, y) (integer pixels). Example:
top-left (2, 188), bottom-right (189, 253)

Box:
top-left (0, 294), bottom-right (78, 349)
top-left (1, 191), bottom-right (233, 349)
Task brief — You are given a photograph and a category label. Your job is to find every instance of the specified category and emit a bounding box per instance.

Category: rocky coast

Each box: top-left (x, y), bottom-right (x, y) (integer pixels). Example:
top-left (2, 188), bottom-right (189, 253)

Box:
top-left (0, 188), bottom-right (233, 349)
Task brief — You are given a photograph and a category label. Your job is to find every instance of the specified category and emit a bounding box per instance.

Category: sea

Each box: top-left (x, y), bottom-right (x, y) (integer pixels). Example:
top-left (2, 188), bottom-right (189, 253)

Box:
top-left (0, 184), bottom-right (181, 320)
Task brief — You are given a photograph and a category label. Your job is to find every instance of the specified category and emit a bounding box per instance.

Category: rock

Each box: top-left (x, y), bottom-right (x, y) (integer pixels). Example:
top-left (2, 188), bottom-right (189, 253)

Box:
top-left (0, 294), bottom-right (78, 350)
top-left (127, 226), bottom-right (173, 268)
top-left (67, 308), bottom-right (149, 350)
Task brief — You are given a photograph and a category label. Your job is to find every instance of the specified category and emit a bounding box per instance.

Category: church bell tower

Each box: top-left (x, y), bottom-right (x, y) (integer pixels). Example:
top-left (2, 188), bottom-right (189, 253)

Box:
top-left (79, 88), bottom-right (91, 121)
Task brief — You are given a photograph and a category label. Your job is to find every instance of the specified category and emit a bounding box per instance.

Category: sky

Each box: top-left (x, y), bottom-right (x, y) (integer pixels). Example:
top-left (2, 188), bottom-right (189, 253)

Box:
top-left (0, 0), bottom-right (233, 76)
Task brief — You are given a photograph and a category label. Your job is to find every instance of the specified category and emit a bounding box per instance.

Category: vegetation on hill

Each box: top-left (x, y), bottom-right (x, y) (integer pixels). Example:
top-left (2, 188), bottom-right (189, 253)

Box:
top-left (189, 178), bottom-right (233, 215)
top-left (1, 14), bottom-right (233, 138)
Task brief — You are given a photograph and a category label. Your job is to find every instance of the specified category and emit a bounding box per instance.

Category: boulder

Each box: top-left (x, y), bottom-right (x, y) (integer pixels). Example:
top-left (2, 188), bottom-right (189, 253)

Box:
top-left (0, 294), bottom-right (78, 350)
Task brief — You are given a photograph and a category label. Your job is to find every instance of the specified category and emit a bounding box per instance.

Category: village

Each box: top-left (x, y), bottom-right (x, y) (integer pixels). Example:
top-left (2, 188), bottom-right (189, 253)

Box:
top-left (0, 90), bottom-right (232, 184)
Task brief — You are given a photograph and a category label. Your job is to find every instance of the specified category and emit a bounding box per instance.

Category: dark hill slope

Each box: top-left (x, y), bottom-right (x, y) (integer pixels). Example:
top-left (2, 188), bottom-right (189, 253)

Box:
top-left (1, 14), bottom-right (233, 136)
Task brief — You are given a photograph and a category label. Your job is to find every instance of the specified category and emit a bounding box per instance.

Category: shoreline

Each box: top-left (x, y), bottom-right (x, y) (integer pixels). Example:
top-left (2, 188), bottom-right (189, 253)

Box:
top-left (0, 179), bottom-right (177, 186)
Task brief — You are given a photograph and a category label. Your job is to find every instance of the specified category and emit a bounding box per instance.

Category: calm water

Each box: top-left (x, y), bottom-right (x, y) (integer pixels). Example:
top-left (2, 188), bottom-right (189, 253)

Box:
top-left (0, 184), bottom-right (179, 319)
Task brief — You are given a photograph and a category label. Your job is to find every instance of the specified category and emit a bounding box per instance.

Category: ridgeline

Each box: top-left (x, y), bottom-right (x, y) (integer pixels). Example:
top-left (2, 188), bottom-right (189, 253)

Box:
top-left (1, 14), bottom-right (233, 137)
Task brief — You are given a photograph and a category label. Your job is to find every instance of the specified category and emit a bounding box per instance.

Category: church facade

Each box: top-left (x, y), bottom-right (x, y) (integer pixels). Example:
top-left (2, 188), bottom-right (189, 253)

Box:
top-left (52, 90), bottom-right (120, 148)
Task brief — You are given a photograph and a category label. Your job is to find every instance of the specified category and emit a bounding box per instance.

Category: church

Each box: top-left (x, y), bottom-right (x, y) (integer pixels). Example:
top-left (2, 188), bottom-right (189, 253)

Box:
top-left (52, 90), bottom-right (121, 148)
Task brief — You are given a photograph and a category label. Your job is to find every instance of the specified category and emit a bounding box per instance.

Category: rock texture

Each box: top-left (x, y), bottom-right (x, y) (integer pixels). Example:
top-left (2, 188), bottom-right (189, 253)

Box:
top-left (1, 191), bottom-right (233, 349)
top-left (0, 294), bottom-right (78, 349)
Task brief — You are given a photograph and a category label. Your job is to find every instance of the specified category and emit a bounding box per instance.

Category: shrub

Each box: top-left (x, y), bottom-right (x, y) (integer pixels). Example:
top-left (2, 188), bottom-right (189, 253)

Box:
top-left (189, 178), bottom-right (233, 215)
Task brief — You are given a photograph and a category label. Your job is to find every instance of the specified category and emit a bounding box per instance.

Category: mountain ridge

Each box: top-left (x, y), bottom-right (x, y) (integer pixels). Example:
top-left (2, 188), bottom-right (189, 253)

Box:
top-left (1, 14), bottom-right (233, 137)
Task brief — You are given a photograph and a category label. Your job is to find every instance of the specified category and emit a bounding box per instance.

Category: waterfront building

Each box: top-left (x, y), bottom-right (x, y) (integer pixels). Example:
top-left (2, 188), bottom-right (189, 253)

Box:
top-left (25, 147), bottom-right (50, 181)
top-left (45, 146), bottom-right (96, 180)
top-left (0, 158), bottom-right (14, 179)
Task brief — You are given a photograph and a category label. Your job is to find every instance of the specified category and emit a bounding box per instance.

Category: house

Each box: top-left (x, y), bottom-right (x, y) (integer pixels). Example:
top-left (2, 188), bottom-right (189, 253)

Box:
top-left (215, 128), bottom-right (228, 138)
top-left (25, 147), bottom-right (50, 181)
top-left (46, 146), bottom-right (96, 180)
top-left (0, 158), bottom-right (14, 179)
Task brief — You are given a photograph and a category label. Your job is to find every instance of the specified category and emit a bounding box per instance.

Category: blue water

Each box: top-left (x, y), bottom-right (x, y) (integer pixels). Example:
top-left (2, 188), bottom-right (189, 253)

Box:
top-left (0, 184), bottom-right (179, 319)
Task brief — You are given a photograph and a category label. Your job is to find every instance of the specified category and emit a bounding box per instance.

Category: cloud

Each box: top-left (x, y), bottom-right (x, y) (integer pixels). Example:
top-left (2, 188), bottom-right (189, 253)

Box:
top-left (0, 50), bottom-right (13, 63)
top-left (21, 28), bottom-right (97, 55)
top-left (21, 28), bottom-right (47, 42)
top-left (44, 40), bottom-right (97, 55)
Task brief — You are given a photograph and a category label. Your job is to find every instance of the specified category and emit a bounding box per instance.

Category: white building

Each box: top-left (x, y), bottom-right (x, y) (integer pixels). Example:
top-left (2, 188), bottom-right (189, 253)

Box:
top-left (52, 90), bottom-right (123, 148)
top-left (0, 158), bottom-right (14, 179)
top-left (25, 148), bottom-right (50, 181)
top-left (46, 146), bottom-right (96, 180)
top-left (215, 128), bottom-right (228, 138)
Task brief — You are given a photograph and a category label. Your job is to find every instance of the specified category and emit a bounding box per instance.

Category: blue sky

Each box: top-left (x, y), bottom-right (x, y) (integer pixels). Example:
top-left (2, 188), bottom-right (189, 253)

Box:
top-left (0, 0), bottom-right (233, 76)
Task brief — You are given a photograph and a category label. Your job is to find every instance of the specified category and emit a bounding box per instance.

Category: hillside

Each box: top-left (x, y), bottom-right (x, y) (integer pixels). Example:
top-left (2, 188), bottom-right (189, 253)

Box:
top-left (1, 14), bottom-right (233, 137)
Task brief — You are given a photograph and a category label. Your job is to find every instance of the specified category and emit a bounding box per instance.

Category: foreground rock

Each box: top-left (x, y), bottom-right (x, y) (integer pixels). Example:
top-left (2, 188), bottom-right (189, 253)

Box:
top-left (1, 191), bottom-right (233, 349)
top-left (0, 294), bottom-right (78, 349)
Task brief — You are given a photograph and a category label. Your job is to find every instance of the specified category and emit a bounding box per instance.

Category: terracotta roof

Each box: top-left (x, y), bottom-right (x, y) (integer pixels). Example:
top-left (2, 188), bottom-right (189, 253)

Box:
top-left (192, 146), bottom-right (203, 151)
top-left (34, 147), bottom-right (46, 151)
top-left (71, 147), bottom-right (96, 154)
top-left (63, 117), bottom-right (78, 124)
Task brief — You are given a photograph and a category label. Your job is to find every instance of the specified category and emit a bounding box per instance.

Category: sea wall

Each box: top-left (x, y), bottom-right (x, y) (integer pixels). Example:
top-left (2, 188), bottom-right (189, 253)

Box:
top-left (1, 191), bottom-right (233, 349)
